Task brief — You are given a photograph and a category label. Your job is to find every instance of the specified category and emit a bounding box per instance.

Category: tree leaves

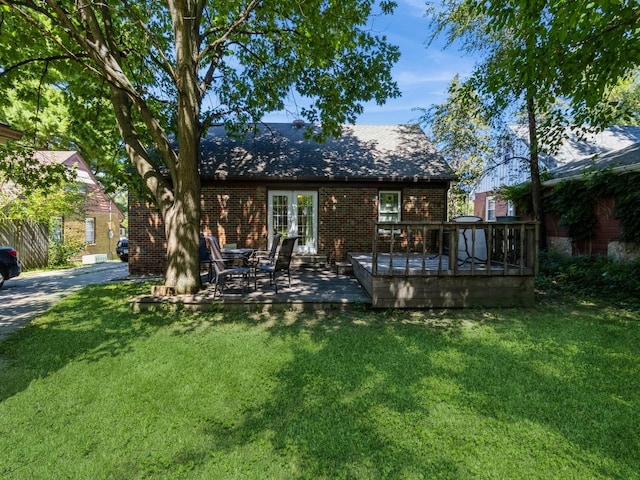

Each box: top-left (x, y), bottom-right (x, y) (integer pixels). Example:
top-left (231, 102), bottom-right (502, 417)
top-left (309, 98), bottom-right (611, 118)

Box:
top-left (1, 0), bottom-right (402, 292)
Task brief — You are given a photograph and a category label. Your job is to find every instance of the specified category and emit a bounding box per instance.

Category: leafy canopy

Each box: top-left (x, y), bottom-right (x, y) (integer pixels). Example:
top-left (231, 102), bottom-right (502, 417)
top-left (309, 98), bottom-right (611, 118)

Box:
top-left (427, 0), bottom-right (640, 231)
top-left (0, 0), bottom-right (401, 293)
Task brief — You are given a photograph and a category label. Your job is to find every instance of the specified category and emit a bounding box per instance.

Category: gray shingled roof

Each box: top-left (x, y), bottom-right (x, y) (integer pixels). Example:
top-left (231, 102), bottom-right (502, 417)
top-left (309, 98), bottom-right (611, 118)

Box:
top-left (199, 123), bottom-right (455, 182)
top-left (545, 142), bottom-right (640, 185)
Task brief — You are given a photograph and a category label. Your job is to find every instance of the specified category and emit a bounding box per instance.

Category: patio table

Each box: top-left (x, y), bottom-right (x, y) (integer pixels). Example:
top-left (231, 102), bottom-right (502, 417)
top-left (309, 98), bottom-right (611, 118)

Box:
top-left (222, 248), bottom-right (255, 268)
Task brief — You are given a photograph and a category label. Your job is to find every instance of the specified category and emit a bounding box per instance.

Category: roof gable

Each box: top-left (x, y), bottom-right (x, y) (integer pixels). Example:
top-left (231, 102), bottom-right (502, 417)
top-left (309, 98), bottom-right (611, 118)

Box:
top-left (199, 123), bottom-right (455, 182)
top-left (33, 151), bottom-right (124, 219)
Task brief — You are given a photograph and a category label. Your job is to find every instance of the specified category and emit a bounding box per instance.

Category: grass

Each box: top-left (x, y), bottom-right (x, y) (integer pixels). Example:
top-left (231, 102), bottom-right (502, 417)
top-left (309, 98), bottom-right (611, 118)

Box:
top-left (1, 282), bottom-right (639, 479)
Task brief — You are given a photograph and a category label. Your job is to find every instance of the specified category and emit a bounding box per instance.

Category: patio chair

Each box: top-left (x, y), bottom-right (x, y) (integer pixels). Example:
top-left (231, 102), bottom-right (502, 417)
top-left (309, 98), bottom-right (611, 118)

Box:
top-left (254, 236), bottom-right (298, 293)
top-left (205, 235), bottom-right (251, 297)
top-left (249, 233), bottom-right (282, 267)
top-left (199, 233), bottom-right (214, 282)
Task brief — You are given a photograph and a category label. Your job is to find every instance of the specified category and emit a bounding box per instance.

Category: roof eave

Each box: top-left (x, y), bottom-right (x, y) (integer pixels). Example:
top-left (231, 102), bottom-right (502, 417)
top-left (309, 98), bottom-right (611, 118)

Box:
top-left (543, 162), bottom-right (640, 186)
top-left (0, 124), bottom-right (23, 141)
top-left (202, 174), bottom-right (454, 183)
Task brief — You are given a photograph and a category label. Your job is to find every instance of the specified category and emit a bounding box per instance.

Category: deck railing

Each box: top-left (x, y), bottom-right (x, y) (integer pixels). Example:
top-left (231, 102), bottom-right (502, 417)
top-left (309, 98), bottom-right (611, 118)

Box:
top-left (372, 220), bottom-right (539, 276)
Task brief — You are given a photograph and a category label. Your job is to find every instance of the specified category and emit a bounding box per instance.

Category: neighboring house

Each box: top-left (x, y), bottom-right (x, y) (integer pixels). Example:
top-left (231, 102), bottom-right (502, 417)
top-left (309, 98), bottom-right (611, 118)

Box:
top-left (473, 125), bottom-right (640, 221)
top-left (34, 151), bottom-right (125, 260)
top-left (129, 123), bottom-right (455, 275)
top-left (473, 125), bottom-right (640, 257)
top-left (0, 123), bottom-right (45, 267)
top-left (542, 142), bottom-right (640, 258)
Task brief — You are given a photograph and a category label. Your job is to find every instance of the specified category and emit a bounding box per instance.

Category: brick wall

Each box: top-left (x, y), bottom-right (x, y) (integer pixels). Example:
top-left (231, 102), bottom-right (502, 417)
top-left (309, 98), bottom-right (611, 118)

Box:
top-left (129, 182), bottom-right (449, 275)
top-left (546, 196), bottom-right (621, 256)
top-left (65, 212), bottom-right (118, 260)
top-left (128, 198), bottom-right (167, 275)
top-left (473, 191), bottom-right (511, 220)
top-left (200, 184), bottom-right (268, 249)
top-left (318, 186), bottom-right (378, 264)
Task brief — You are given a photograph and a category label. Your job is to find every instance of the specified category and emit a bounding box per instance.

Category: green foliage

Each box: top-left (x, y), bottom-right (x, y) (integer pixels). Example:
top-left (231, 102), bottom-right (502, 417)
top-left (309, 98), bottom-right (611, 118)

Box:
top-left (606, 70), bottom-right (640, 125)
top-left (0, 11), bottom-right (128, 195)
top-left (502, 169), bottom-right (640, 245)
top-left (0, 144), bottom-right (73, 194)
top-left (498, 182), bottom-right (533, 215)
top-left (545, 180), bottom-right (598, 242)
top-left (0, 143), bottom-right (86, 224)
top-left (48, 236), bottom-right (85, 268)
top-left (418, 75), bottom-right (496, 215)
top-left (538, 251), bottom-right (640, 306)
top-left (592, 169), bottom-right (640, 244)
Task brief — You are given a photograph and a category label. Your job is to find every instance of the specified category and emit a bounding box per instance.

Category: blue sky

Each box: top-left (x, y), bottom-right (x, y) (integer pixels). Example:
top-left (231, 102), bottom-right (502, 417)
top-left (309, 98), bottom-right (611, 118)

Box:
top-left (264, 0), bottom-right (476, 125)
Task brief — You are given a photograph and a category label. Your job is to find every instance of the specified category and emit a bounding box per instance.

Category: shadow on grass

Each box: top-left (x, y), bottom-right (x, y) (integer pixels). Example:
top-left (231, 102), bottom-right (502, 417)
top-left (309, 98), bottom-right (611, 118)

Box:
top-left (0, 282), bottom-right (173, 402)
top-left (196, 304), bottom-right (639, 478)
top-left (1, 284), bottom-right (639, 478)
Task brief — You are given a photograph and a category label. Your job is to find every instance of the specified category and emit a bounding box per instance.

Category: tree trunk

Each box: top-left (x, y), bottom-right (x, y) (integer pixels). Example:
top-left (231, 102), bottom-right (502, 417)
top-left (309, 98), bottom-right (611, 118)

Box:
top-left (526, 92), bottom-right (548, 251)
top-left (161, 0), bottom-right (203, 294)
top-left (162, 177), bottom-right (201, 295)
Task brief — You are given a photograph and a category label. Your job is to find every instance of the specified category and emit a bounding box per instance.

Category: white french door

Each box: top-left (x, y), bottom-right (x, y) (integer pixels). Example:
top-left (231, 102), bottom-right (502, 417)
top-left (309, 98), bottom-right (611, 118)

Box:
top-left (268, 191), bottom-right (317, 254)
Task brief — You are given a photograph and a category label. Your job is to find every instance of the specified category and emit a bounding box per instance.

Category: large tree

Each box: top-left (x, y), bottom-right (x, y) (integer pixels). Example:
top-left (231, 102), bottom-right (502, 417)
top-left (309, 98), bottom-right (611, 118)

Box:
top-left (427, 0), bottom-right (640, 245)
top-left (1, 1), bottom-right (400, 293)
top-left (418, 75), bottom-right (494, 217)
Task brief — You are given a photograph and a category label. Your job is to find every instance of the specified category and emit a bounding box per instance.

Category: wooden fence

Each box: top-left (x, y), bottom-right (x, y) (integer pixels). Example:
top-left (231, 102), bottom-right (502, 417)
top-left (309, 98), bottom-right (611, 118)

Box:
top-left (0, 219), bottom-right (49, 269)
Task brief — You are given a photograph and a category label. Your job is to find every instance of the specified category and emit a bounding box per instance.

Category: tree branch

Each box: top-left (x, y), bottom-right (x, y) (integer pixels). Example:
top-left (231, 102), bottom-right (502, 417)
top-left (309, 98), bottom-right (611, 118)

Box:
top-left (199, 0), bottom-right (262, 95)
top-left (0, 54), bottom-right (87, 78)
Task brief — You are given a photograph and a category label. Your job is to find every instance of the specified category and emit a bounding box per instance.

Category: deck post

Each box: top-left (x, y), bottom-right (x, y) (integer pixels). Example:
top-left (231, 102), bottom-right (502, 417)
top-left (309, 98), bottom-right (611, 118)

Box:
top-left (372, 222), bottom-right (378, 275)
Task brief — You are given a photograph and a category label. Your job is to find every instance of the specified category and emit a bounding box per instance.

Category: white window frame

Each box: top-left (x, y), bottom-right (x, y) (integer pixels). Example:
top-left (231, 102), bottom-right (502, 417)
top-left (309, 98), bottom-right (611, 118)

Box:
top-left (378, 191), bottom-right (401, 223)
top-left (85, 217), bottom-right (96, 244)
top-left (268, 190), bottom-right (318, 254)
top-left (486, 196), bottom-right (496, 222)
top-left (378, 190), bottom-right (402, 234)
top-left (51, 216), bottom-right (64, 244)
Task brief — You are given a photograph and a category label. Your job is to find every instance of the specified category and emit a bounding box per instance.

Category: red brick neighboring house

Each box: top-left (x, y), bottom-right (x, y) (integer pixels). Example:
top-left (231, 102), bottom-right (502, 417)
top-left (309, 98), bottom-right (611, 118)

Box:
top-left (473, 126), bottom-right (640, 223)
top-left (542, 142), bottom-right (640, 258)
top-left (129, 123), bottom-right (455, 275)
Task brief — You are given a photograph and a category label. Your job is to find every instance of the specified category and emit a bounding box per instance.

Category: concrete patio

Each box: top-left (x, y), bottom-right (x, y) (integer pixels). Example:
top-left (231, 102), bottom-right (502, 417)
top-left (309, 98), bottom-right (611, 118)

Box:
top-left (130, 268), bottom-right (371, 312)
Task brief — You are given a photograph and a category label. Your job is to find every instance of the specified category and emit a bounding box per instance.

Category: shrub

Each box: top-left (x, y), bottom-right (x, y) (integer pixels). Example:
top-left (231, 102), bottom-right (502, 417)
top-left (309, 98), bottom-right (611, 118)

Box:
top-left (537, 251), bottom-right (640, 305)
top-left (48, 237), bottom-right (85, 267)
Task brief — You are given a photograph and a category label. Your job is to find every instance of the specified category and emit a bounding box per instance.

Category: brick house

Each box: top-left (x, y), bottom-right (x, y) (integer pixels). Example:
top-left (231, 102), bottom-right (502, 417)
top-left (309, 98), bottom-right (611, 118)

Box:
top-left (473, 125), bottom-right (640, 222)
top-left (129, 123), bottom-right (455, 275)
top-left (541, 142), bottom-right (640, 258)
top-left (34, 151), bottom-right (125, 260)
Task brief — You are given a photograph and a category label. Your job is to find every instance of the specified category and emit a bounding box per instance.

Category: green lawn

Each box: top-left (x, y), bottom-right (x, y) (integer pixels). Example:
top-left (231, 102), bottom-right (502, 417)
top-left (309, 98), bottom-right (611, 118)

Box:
top-left (1, 282), bottom-right (639, 479)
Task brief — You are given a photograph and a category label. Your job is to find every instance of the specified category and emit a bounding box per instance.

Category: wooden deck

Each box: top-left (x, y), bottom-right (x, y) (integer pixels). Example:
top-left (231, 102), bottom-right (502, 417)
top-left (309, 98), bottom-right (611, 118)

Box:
top-left (349, 220), bottom-right (539, 308)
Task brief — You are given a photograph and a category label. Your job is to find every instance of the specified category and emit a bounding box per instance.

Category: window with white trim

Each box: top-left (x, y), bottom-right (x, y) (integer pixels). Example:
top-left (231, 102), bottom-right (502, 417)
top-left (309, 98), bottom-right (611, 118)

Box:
top-left (378, 191), bottom-right (401, 223)
top-left (85, 217), bottom-right (96, 244)
top-left (486, 196), bottom-right (496, 221)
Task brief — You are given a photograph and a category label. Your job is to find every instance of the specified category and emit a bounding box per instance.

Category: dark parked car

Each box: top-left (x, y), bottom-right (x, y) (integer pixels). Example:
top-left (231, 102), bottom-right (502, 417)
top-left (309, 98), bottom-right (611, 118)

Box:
top-left (116, 238), bottom-right (129, 262)
top-left (0, 246), bottom-right (22, 289)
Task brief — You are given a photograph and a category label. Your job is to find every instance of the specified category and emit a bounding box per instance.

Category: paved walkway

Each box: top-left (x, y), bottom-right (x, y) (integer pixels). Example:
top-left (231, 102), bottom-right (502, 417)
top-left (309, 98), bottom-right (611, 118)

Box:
top-left (0, 262), bottom-right (129, 342)
top-left (1, 262), bottom-right (371, 341)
